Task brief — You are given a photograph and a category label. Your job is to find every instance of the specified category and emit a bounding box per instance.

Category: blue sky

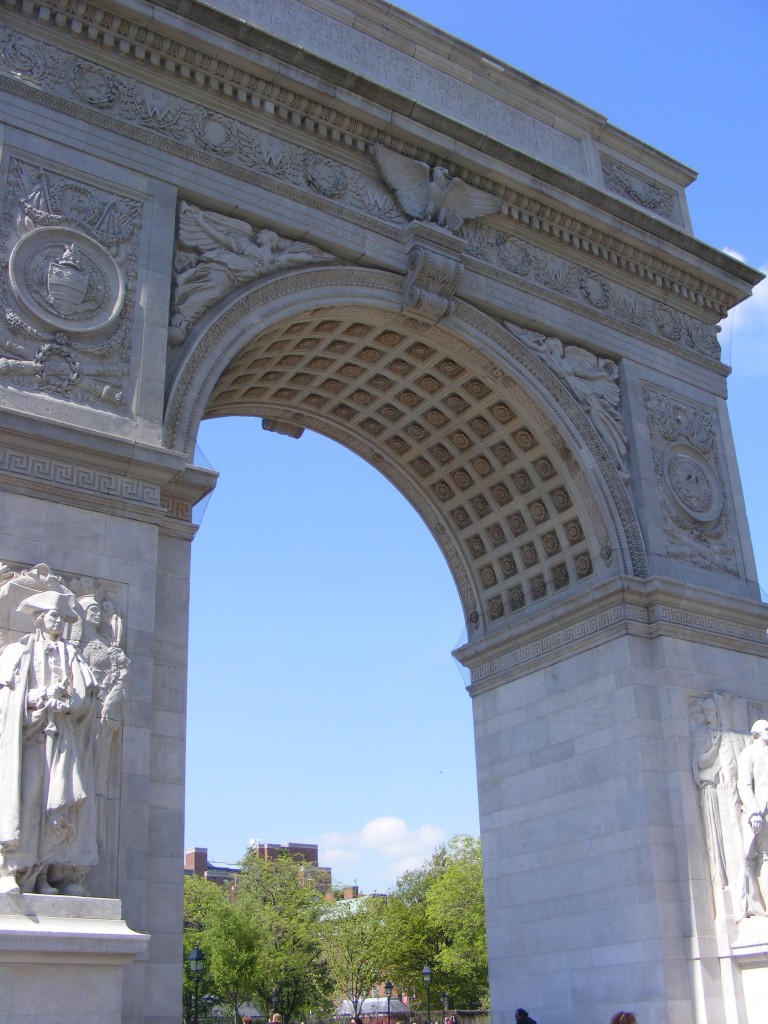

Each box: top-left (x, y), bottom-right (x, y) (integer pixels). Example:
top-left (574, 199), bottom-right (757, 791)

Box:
top-left (184, 0), bottom-right (768, 893)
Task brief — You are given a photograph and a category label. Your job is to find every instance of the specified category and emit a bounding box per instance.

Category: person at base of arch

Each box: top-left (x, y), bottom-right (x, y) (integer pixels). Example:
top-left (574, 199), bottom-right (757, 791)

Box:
top-left (514, 1010), bottom-right (537, 1024)
top-left (610, 1013), bottom-right (637, 1024)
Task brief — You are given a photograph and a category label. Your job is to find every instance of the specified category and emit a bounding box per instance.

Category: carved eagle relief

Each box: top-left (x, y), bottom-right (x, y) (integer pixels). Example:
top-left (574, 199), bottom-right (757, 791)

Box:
top-left (373, 146), bottom-right (502, 231)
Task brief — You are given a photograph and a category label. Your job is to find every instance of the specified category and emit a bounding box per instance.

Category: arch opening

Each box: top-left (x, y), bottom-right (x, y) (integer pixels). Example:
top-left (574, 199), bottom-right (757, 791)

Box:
top-left (171, 268), bottom-right (637, 637)
top-left (184, 415), bottom-right (479, 893)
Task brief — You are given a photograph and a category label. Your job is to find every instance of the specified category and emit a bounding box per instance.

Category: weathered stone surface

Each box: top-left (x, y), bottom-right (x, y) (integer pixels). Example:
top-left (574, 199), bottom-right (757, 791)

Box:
top-left (0, 1), bottom-right (766, 1022)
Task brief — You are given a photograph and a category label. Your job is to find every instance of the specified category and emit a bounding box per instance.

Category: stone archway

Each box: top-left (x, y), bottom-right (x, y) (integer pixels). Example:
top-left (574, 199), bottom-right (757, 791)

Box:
top-left (166, 266), bottom-right (647, 638)
top-left (0, 1), bottom-right (767, 1023)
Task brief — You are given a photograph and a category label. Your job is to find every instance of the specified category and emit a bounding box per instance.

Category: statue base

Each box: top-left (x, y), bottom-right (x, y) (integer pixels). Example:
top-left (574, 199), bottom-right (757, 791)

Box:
top-left (0, 893), bottom-right (149, 1024)
top-left (730, 917), bottom-right (768, 1024)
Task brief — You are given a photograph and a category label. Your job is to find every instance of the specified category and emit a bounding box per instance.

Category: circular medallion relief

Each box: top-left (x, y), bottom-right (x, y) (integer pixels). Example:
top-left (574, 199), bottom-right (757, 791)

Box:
top-left (8, 228), bottom-right (125, 335)
top-left (663, 443), bottom-right (723, 523)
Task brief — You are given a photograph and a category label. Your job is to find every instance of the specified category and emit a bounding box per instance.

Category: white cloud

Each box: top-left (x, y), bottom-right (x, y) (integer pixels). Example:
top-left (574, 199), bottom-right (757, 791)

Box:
top-left (319, 816), bottom-right (445, 892)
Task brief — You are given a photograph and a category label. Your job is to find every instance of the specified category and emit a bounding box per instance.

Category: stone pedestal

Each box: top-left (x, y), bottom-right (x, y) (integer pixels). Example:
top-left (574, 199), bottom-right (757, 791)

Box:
top-left (731, 919), bottom-right (768, 1024)
top-left (0, 894), bottom-right (149, 1024)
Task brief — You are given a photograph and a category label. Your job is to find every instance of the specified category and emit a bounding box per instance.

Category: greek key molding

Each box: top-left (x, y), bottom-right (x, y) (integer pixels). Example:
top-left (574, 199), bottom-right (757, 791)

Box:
top-left (466, 586), bottom-right (768, 690)
top-left (0, 443), bottom-right (162, 510)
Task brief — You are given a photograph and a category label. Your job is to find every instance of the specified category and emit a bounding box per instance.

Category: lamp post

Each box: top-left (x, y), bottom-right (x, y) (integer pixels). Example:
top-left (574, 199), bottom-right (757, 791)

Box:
top-left (187, 942), bottom-right (205, 1024)
top-left (421, 964), bottom-right (432, 1024)
top-left (385, 980), bottom-right (393, 1024)
top-left (269, 987), bottom-right (280, 1019)
top-left (440, 993), bottom-right (448, 1020)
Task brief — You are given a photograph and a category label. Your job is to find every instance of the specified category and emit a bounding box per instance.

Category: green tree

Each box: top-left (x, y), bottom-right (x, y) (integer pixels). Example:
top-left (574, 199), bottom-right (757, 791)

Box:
top-left (236, 851), bottom-right (332, 1021)
top-left (379, 837), bottom-right (488, 1011)
top-left (425, 836), bottom-right (488, 1007)
top-left (378, 847), bottom-right (447, 1003)
top-left (183, 874), bottom-right (261, 1023)
top-left (319, 895), bottom-right (385, 1015)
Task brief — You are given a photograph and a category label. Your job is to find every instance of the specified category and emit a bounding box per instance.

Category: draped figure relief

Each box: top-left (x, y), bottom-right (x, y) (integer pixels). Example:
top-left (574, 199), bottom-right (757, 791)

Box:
top-left (0, 562), bottom-right (128, 896)
top-left (688, 691), bottom-right (765, 920)
top-left (168, 202), bottom-right (335, 345)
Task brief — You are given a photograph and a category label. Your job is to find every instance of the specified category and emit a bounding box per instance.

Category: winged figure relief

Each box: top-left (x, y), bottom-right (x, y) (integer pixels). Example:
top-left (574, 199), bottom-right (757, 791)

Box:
top-left (169, 202), bottom-right (334, 345)
top-left (373, 146), bottom-right (503, 232)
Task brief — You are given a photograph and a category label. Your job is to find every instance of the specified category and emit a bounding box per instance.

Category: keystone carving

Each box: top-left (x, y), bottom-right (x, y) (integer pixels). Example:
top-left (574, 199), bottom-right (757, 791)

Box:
top-left (401, 224), bottom-right (465, 324)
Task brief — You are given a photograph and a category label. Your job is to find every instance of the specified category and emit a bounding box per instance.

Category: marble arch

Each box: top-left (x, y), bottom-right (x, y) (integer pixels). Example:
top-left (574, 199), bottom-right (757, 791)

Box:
top-left (0, 1), bottom-right (767, 1023)
top-left (165, 266), bottom-right (647, 632)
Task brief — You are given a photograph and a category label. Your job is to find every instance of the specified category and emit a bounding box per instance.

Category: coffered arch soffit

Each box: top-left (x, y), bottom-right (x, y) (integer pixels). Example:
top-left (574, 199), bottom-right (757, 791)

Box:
top-left (165, 266), bottom-right (647, 637)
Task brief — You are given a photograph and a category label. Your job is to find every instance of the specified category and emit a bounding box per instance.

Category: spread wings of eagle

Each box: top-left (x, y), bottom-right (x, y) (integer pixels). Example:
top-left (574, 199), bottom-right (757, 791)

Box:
top-left (373, 146), bottom-right (502, 231)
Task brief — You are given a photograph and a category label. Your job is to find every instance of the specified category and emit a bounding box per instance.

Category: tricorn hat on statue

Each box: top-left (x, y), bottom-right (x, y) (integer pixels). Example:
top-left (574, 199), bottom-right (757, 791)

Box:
top-left (16, 590), bottom-right (78, 622)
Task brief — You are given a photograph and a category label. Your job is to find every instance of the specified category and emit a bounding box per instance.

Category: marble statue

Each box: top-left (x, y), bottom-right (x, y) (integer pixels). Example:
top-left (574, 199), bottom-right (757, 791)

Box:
top-left (737, 719), bottom-right (768, 916)
top-left (373, 145), bottom-right (503, 231)
top-left (0, 563), bottom-right (129, 896)
top-left (0, 589), bottom-right (99, 895)
top-left (169, 201), bottom-right (334, 344)
top-left (69, 584), bottom-right (128, 866)
top-left (689, 693), bottom-right (747, 915)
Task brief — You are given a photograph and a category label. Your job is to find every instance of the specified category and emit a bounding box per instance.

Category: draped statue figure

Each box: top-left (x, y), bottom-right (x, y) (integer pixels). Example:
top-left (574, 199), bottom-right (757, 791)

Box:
top-left (0, 563), bottom-right (128, 896)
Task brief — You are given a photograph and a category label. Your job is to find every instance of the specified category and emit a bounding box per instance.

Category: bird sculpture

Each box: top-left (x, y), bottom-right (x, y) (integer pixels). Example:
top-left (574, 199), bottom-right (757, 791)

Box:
top-left (373, 145), bottom-right (502, 232)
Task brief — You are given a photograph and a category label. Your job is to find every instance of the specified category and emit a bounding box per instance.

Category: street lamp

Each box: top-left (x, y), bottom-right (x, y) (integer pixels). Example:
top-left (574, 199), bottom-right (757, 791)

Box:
top-left (385, 980), bottom-right (393, 1024)
top-left (269, 987), bottom-right (280, 1019)
top-left (421, 964), bottom-right (432, 1024)
top-left (440, 993), bottom-right (449, 1020)
top-left (187, 942), bottom-right (205, 1024)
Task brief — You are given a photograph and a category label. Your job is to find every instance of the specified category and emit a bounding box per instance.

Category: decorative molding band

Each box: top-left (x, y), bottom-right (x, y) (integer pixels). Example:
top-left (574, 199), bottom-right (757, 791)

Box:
top-left (463, 579), bottom-right (768, 691)
top-left (0, 442), bottom-right (162, 511)
top-left (0, 6), bottom-right (745, 334)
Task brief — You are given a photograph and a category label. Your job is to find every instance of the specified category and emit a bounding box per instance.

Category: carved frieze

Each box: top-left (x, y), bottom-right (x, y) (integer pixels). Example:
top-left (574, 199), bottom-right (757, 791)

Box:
top-left (601, 159), bottom-right (679, 224)
top-left (0, 21), bottom-right (734, 360)
top-left (0, 24), bottom-right (403, 234)
top-left (465, 224), bottom-right (720, 361)
top-left (0, 156), bottom-right (141, 409)
top-left (644, 387), bottom-right (737, 574)
top-left (169, 202), bottom-right (335, 345)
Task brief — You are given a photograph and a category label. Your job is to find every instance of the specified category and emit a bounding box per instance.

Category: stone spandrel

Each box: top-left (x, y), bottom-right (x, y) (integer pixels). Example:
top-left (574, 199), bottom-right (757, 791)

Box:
top-left (199, 0), bottom-right (587, 176)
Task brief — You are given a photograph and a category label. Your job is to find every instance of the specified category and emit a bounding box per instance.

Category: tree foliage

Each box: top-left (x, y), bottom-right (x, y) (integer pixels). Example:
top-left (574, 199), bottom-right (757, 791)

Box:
top-left (318, 896), bottom-right (386, 1015)
top-left (231, 851), bottom-right (332, 1021)
top-left (182, 838), bottom-right (488, 1020)
top-left (425, 836), bottom-right (487, 1003)
top-left (378, 836), bottom-right (488, 1010)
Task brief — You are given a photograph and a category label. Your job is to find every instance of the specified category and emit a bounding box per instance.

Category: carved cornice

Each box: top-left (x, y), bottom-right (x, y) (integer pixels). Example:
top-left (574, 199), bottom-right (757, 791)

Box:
top-left (0, 0), bottom-right (755, 343)
top-left (460, 576), bottom-right (768, 691)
